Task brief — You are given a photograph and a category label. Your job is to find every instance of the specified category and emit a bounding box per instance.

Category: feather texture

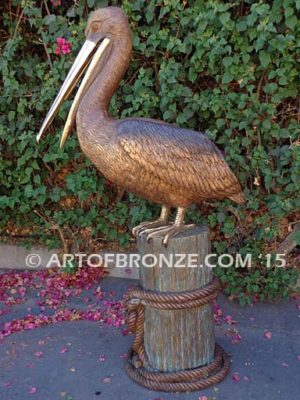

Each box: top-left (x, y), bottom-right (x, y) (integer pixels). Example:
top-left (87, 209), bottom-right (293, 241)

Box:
top-left (115, 118), bottom-right (244, 207)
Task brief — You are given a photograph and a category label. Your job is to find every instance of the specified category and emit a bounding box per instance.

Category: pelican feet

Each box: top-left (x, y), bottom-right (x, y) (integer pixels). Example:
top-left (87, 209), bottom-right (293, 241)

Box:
top-left (132, 219), bottom-right (171, 238)
top-left (133, 222), bottom-right (196, 246)
top-left (146, 223), bottom-right (196, 246)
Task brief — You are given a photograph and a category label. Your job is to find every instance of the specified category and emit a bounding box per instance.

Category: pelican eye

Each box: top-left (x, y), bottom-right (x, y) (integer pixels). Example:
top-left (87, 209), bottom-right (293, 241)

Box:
top-left (91, 21), bottom-right (100, 33)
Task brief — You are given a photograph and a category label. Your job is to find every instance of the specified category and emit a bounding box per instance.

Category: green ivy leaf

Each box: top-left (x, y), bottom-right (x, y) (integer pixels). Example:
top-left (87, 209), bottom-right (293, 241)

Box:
top-left (43, 15), bottom-right (56, 25)
top-left (222, 71), bottom-right (233, 84)
top-left (259, 51), bottom-right (271, 68)
top-left (285, 15), bottom-right (297, 30)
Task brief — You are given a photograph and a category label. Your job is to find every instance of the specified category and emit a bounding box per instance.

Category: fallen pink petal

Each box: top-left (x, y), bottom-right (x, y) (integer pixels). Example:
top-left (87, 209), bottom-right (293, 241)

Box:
top-left (33, 351), bottom-right (44, 358)
top-left (60, 347), bottom-right (68, 354)
top-left (122, 328), bottom-right (130, 336)
top-left (98, 354), bottom-right (106, 362)
top-left (232, 372), bottom-right (240, 382)
top-left (224, 315), bottom-right (237, 324)
top-left (231, 332), bottom-right (242, 344)
top-left (264, 331), bottom-right (272, 339)
top-left (28, 386), bottom-right (37, 394)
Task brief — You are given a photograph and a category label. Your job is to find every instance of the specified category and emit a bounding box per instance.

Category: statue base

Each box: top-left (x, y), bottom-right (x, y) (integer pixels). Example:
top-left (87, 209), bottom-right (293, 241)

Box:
top-left (125, 225), bottom-right (230, 392)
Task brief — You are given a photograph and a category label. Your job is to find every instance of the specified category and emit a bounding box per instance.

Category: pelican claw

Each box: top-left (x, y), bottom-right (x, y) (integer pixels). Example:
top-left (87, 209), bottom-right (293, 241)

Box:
top-left (142, 225), bottom-right (172, 242)
top-left (132, 220), bottom-right (170, 238)
top-left (146, 224), bottom-right (196, 246)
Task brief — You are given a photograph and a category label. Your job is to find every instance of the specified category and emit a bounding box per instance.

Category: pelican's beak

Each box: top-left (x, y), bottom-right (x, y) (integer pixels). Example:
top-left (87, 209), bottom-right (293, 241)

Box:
top-left (36, 37), bottom-right (111, 147)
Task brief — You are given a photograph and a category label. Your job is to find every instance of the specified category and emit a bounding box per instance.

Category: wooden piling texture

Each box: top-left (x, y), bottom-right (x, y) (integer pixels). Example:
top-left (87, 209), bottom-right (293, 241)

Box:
top-left (138, 225), bottom-right (215, 372)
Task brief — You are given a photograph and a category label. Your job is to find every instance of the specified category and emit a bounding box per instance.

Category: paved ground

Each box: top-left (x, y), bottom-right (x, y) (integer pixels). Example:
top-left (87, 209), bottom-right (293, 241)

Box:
top-left (0, 275), bottom-right (299, 400)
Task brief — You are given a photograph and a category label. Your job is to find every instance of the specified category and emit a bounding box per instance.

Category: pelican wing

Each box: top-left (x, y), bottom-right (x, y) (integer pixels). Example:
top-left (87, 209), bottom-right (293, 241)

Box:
top-left (117, 118), bottom-right (242, 200)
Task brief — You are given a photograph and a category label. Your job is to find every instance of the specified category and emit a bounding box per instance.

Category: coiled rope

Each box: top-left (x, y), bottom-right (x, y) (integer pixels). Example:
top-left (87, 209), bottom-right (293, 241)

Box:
top-left (124, 278), bottom-right (230, 392)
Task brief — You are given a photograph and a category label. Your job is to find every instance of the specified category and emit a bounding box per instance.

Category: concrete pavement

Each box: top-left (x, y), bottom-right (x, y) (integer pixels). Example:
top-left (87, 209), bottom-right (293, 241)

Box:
top-left (0, 275), bottom-right (299, 400)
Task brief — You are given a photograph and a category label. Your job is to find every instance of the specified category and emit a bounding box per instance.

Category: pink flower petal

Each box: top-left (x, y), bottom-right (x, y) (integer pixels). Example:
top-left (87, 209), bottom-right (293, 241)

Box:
top-left (103, 377), bottom-right (111, 384)
top-left (0, 268), bottom-right (116, 343)
top-left (231, 333), bottom-right (242, 344)
top-left (60, 347), bottom-right (68, 353)
top-left (29, 387), bottom-right (37, 394)
top-left (232, 372), bottom-right (240, 382)
top-left (224, 315), bottom-right (236, 324)
top-left (56, 37), bottom-right (65, 46)
top-left (98, 354), bottom-right (106, 362)
top-left (61, 45), bottom-right (71, 55)
top-left (122, 328), bottom-right (129, 336)
top-left (199, 396), bottom-right (208, 400)
top-left (264, 331), bottom-right (272, 339)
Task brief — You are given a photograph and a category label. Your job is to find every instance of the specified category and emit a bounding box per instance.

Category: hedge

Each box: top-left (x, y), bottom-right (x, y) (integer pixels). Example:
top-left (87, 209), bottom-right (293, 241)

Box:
top-left (0, 0), bottom-right (299, 304)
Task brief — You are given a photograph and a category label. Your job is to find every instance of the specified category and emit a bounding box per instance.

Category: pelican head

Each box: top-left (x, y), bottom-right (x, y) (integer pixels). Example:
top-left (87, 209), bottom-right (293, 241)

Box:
top-left (36, 7), bottom-right (128, 148)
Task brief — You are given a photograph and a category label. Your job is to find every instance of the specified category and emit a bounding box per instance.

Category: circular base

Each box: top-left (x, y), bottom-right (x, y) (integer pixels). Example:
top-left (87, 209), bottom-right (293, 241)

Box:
top-left (125, 344), bottom-right (230, 393)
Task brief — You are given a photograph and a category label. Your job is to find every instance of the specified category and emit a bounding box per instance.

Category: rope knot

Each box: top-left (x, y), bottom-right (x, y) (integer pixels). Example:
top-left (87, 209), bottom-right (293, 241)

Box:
top-left (124, 277), bottom-right (230, 392)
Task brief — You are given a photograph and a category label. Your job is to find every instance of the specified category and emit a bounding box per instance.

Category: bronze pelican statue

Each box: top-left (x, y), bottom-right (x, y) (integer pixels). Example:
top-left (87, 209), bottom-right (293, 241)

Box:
top-left (37, 7), bottom-right (245, 245)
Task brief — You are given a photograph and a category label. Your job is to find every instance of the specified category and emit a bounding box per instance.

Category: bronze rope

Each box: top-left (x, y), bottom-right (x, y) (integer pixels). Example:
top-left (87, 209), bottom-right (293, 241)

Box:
top-left (124, 278), bottom-right (230, 392)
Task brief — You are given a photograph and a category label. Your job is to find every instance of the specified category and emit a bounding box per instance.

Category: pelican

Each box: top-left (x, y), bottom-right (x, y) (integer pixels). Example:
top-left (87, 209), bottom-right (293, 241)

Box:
top-left (37, 7), bottom-right (245, 245)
